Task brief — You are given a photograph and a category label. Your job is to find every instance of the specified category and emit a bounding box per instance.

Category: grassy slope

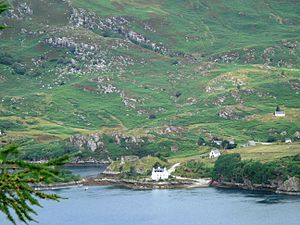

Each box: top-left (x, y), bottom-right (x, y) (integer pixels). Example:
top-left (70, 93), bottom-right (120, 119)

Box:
top-left (0, 0), bottom-right (299, 159)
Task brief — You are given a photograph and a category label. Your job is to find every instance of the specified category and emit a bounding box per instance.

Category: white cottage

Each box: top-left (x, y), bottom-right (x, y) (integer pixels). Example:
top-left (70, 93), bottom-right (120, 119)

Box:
top-left (151, 167), bottom-right (169, 181)
top-left (285, 138), bottom-right (292, 143)
top-left (209, 149), bottom-right (221, 158)
top-left (274, 111), bottom-right (285, 117)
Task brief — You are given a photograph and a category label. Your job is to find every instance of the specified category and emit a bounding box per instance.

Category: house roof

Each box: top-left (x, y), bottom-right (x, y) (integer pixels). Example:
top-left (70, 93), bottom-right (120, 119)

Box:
top-left (275, 111), bottom-right (285, 114)
top-left (211, 149), bottom-right (221, 154)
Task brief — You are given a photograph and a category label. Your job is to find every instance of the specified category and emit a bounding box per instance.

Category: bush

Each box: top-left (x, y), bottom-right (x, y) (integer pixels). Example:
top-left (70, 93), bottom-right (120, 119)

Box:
top-left (267, 136), bottom-right (277, 143)
top-left (0, 52), bottom-right (15, 65)
top-left (175, 91), bottom-right (182, 98)
top-left (12, 63), bottom-right (26, 75)
top-left (197, 137), bottom-right (206, 146)
top-left (148, 114), bottom-right (156, 119)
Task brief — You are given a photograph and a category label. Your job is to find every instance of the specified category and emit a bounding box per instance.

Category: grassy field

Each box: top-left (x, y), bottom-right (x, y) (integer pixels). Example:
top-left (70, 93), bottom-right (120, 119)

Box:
top-left (0, 0), bottom-right (299, 160)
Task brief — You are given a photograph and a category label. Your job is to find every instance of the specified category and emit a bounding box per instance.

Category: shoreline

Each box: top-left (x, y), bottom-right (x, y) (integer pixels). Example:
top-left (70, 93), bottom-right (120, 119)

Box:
top-left (33, 178), bottom-right (300, 195)
top-left (211, 181), bottom-right (300, 196)
top-left (33, 178), bottom-right (300, 196)
top-left (85, 177), bottom-right (212, 189)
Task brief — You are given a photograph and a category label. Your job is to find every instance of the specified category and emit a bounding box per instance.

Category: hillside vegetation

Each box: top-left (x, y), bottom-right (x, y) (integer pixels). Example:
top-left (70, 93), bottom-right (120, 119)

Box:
top-left (0, 0), bottom-right (299, 161)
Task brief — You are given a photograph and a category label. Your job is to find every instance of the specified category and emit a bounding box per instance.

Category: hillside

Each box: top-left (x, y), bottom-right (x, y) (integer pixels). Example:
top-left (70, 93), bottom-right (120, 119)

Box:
top-left (0, 0), bottom-right (300, 161)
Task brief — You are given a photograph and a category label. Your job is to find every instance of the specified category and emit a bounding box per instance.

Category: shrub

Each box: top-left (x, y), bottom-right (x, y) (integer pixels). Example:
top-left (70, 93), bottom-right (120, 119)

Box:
top-left (175, 91), bottom-right (182, 98)
top-left (12, 63), bottom-right (26, 75)
top-left (197, 137), bottom-right (206, 146)
top-left (148, 114), bottom-right (156, 119)
top-left (0, 52), bottom-right (15, 65)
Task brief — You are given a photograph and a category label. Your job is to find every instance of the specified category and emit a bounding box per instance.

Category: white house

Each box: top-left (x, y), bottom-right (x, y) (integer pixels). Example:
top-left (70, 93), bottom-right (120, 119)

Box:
top-left (248, 140), bottom-right (256, 146)
top-left (0, 129), bottom-right (5, 136)
top-left (274, 111), bottom-right (285, 117)
top-left (212, 140), bottom-right (222, 146)
top-left (285, 138), bottom-right (292, 143)
top-left (229, 140), bottom-right (235, 145)
top-left (209, 149), bottom-right (221, 158)
top-left (151, 167), bottom-right (169, 181)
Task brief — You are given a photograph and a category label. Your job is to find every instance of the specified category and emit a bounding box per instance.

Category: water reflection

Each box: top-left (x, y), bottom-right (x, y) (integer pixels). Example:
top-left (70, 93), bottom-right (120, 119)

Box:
top-left (215, 187), bottom-right (300, 205)
top-left (64, 165), bottom-right (107, 177)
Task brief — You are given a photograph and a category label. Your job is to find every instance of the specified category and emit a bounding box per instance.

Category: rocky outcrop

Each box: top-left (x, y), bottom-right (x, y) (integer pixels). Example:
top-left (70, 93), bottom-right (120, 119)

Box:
top-left (282, 40), bottom-right (300, 49)
top-left (218, 106), bottom-right (243, 120)
top-left (69, 132), bottom-right (149, 160)
top-left (294, 131), bottom-right (300, 139)
top-left (70, 133), bottom-right (106, 152)
top-left (93, 76), bottom-right (120, 94)
top-left (289, 79), bottom-right (300, 92)
top-left (46, 37), bottom-right (98, 53)
top-left (44, 35), bottom-right (134, 75)
top-left (70, 8), bottom-right (129, 31)
top-left (277, 177), bottom-right (300, 193)
top-left (112, 132), bottom-right (145, 146)
top-left (213, 177), bottom-right (300, 195)
top-left (120, 92), bottom-right (142, 109)
top-left (69, 7), bottom-right (169, 55)
top-left (210, 51), bottom-right (240, 63)
top-left (6, 2), bottom-right (33, 20)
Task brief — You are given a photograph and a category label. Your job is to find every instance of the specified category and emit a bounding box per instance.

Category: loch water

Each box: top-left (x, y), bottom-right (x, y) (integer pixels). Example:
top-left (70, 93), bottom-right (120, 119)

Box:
top-left (1, 167), bottom-right (300, 225)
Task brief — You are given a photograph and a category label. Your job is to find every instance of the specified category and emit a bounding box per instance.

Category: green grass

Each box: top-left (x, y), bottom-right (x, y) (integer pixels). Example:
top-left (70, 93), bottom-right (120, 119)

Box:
top-left (0, 0), bottom-right (300, 160)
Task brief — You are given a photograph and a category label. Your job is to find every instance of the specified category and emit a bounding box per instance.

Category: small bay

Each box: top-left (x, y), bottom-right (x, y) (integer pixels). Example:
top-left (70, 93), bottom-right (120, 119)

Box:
top-left (1, 167), bottom-right (300, 225)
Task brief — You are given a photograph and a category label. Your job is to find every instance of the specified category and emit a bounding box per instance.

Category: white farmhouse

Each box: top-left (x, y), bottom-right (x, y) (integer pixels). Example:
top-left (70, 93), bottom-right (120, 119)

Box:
top-left (151, 167), bottom-right (169, 181)
top-left (274, 111), bottom-right (285, 117)
top-left (285, 138), bottom-right (292, 143)
top-left (209, 149), bottom-right (221, 158)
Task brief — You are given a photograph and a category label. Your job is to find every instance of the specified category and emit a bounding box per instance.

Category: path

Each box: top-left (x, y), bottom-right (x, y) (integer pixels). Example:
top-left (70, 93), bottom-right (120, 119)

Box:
top-left (168, 163), bottom-right (181, 174)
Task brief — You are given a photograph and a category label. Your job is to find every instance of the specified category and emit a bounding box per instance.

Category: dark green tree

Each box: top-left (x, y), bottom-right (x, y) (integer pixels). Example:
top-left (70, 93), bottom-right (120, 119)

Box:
top-left (0, 1), bottom-right (8, 30)
top-left (276, 105), bottom-right (281, 112)
top-left (213, 153), bottom-right (243, 183)
top-left (0, 145), bottom-right (69, 224)
top-left (197, 137), bottom-right (206, 146)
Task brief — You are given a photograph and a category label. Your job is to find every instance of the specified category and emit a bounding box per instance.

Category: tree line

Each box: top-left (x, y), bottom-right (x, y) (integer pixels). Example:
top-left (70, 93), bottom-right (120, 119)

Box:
top-left (213, 153), bottom-right (300, 185)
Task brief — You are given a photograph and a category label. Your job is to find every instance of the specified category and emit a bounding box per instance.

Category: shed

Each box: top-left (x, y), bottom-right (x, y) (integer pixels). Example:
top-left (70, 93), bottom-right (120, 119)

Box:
top-left (209, 149), bottom-right (221, 158)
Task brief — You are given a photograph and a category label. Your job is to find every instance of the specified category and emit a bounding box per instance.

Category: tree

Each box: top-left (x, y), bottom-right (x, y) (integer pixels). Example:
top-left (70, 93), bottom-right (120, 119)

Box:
top-left (197, 137), bottom-right (206, 146)
top-left (0, 5), bottom-right (69, 224)
top-left (175, 91), bottom-right (182, 98)
top-left (276, 105), bottom-right (281, 112)
top-left (0, 145), bottom-right (69, 224)
top-left (213, 153), bottom-right (243, 182)
top-left (0, 1), bottom-right (8, 30)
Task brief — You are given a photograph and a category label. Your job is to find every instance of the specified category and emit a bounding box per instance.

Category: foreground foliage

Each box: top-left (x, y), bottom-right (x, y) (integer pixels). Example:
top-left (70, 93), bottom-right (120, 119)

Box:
top-left (0, 1), bottom-right (7, 30)
top-left (0, 145), bottom-right (70, 224)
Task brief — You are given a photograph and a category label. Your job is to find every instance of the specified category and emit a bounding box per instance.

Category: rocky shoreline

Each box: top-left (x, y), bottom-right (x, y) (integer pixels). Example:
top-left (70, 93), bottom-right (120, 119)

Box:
top-left (32, 176), bottom-right (212, 191)
top-left (33, 178), bottom-right (300, 195)
top-left (84, 177), bottom-right (212, 190)
top-left (211, 181), bottom-right (300, 196)
top-left (32, 181), bottom-right (84, 191)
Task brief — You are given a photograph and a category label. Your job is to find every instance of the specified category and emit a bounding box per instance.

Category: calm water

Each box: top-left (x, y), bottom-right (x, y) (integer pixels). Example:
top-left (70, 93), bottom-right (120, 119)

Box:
top-left (1, 168), bottom-right (300, 225)
top-left (63, 165), bottom-right (107, 177)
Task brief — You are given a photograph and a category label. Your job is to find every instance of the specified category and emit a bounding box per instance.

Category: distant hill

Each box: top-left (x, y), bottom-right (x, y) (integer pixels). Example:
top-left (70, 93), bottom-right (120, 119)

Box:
top-left (0, 0), bottom-right (299, 161)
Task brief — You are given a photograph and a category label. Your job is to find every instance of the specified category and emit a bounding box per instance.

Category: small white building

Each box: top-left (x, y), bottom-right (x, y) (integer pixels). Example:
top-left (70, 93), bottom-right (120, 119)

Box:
top-left (248, 140), bottom-right (256, 146)
top-left (0, 129), bottom-right (5, 136)
top-left (212, 140), bottom-right (222, 146)
top-left (274, 111), bottom-right (285, 117)
top-left (209, 149), bottom-right (221, 158)
top-left (285, 138), bottom-right (292, 143)
top-left (151, 167), bottom-right (169, 181)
